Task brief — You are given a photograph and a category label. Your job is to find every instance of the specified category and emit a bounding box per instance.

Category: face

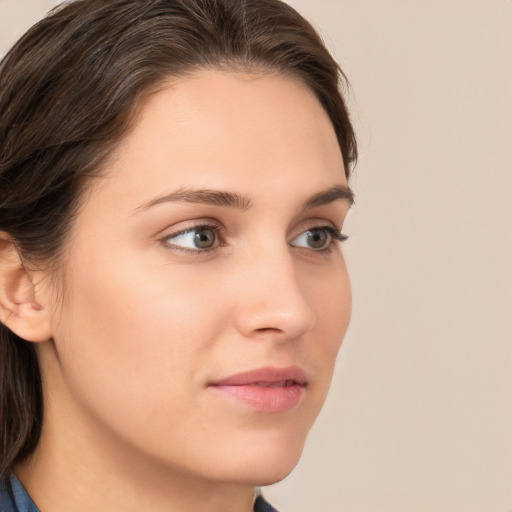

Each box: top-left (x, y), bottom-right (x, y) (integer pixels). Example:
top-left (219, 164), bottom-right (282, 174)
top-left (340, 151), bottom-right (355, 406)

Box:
top-left (40, 69), bottom-right (352, 486)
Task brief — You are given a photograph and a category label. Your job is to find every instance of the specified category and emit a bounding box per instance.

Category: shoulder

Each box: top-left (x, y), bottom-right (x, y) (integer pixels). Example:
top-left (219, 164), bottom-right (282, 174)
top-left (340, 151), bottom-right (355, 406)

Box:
top-left (0, 475), bottom-right (39, 512)
top-left (0, 477), bottom-right (17, 512)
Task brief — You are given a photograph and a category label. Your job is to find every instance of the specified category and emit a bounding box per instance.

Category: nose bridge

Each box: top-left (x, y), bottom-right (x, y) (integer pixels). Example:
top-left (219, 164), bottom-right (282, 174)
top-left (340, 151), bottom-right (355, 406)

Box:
top-left (234, 241), bottom-right (316, 340)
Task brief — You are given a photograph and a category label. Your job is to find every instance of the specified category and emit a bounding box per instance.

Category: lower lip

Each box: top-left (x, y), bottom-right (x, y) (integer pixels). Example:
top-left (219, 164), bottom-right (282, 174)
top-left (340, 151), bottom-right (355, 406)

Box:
top-left (209, 384), bottom-right (305, 413)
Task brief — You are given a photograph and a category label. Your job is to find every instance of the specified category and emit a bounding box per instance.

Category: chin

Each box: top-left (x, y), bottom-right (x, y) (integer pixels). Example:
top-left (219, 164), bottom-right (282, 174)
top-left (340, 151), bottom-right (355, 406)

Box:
top-left (210, 431), bottom-right (307, 486)
top-left (250, 463), bottom-right (300, 487)
top-left (223, 459), bottom-right (301, 487)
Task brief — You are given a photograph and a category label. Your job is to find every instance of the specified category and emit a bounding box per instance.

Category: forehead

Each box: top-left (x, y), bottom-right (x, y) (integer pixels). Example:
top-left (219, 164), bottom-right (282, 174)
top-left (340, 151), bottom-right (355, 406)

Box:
top-left (92, 69), bottom-right (346, 210)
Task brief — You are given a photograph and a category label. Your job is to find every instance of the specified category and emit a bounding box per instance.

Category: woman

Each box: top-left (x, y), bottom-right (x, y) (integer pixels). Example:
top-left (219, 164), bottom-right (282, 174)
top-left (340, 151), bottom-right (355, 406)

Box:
top-left (0, 0), bottom-right (357, 510)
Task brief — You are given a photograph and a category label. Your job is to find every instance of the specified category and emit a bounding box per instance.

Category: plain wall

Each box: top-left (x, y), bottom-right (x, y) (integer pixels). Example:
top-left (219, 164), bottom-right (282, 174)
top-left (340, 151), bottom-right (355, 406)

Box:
top-left (1, 1), bottom-right (511, 511)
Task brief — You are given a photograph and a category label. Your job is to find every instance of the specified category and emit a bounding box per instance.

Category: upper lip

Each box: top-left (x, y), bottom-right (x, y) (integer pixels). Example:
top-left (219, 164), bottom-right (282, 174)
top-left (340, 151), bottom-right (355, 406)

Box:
top-left (209, 366), bottom-right (308, 387)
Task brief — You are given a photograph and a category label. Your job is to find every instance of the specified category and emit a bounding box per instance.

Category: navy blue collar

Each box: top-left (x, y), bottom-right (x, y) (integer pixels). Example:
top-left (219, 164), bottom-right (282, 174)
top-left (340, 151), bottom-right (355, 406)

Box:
top-left (254, 494), bottom-right (279, 512)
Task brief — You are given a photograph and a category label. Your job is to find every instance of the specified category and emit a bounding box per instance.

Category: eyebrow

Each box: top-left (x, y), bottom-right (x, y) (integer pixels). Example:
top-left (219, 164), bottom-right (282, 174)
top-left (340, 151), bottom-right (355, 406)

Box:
top-left (135, 184), bottom-right (354, 213)
top-left (136, 188), bottom-right (252, 212)
top-left (302, 185), bottom-right (354, 209)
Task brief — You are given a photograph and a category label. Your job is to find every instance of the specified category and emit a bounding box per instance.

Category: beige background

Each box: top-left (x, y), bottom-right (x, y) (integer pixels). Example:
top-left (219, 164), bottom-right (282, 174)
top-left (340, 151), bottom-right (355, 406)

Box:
top-left (1, 1), bottom-right (511, 511)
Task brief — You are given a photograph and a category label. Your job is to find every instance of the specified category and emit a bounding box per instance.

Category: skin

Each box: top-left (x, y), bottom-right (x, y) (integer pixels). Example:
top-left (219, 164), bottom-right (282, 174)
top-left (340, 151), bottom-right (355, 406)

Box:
top-left (12, 69), bottom-right (352, 512)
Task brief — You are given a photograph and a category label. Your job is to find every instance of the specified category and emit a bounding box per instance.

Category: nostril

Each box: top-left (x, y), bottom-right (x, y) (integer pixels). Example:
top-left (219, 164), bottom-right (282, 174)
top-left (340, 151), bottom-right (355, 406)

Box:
top-left (255, 327), bottom-right (282, 334)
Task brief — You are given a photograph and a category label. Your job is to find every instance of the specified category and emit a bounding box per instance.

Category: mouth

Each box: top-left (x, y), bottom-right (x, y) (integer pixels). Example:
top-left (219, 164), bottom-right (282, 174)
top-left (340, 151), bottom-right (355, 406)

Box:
top-left (208, 366), bottom-right (308, 413)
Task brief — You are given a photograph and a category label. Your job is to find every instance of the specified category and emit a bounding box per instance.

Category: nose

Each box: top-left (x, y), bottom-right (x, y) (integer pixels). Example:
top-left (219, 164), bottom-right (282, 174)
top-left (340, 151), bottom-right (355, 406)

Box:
top-left (233, 247), bottom-right (316, 342)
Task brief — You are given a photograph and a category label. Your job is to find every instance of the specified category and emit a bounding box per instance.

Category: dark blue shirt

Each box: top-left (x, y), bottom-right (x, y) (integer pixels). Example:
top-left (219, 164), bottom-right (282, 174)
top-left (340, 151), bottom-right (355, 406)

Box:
top-left (0, 475), bottom-right (38, 512)
top-left (0, 474), bottom-right (278, 512)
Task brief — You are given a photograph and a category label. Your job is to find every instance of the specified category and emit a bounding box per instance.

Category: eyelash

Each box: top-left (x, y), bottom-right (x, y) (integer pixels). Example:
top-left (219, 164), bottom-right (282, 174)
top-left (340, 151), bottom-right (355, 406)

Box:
top-left (159, 223), bottom-right (349, 255)
top-left (319, 226), bottom-right (349, 244)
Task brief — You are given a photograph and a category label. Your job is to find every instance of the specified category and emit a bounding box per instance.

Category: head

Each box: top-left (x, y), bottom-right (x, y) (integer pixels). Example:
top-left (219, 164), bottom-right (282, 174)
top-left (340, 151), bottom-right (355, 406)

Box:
top-left (0, 0), bottom-right (357, 488)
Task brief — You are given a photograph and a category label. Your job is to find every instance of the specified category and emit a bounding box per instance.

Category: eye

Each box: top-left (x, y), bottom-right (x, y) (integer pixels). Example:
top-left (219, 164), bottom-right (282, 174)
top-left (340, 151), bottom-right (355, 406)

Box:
top-left (290, 226), bottom-right (348, 251)
top-left (162, 224), bottom-right (221, 251)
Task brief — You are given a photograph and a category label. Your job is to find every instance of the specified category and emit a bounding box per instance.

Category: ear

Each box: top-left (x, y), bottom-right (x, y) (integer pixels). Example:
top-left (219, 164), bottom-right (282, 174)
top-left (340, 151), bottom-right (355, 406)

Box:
top-left (0, 232), bottom-right (53, 342)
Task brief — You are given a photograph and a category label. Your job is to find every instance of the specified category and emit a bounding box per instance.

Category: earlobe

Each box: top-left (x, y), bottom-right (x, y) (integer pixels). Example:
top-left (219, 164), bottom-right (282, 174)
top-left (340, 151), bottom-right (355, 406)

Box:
top-left (0, 233), bottom-right (53, 343)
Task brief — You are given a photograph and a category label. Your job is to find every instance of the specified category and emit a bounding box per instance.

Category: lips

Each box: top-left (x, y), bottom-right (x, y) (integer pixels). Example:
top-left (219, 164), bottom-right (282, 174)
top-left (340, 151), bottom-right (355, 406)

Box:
top-left (208, 366), bottom-right (307, 413)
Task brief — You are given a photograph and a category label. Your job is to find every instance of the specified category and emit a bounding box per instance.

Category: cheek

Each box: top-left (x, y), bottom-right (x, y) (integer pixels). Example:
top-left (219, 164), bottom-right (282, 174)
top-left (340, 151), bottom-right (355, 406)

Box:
top-left (52, 251), bottom-right (223, 421)
top-left (296, 258), bottom-right (351, 414)
top-left (309, 259), bottom-right (351, 355)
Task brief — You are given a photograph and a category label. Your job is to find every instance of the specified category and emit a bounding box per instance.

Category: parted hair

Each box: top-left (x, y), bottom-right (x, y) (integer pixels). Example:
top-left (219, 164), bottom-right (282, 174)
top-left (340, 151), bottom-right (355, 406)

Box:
top-left (0, 0), bottom-right (357, 480)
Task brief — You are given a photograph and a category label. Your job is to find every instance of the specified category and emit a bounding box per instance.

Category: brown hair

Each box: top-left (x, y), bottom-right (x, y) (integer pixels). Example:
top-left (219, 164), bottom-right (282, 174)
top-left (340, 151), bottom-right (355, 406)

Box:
top-left (0, 0), bottom-right (357, 480)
